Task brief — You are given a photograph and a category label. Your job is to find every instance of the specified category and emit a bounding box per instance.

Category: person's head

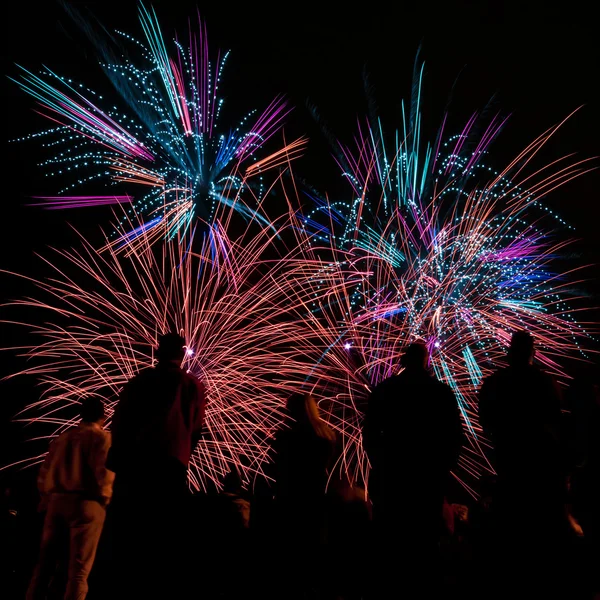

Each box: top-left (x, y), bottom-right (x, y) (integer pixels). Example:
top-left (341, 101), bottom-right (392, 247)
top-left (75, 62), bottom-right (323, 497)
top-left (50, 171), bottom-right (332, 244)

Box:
top-left (157, 332), bottom-right (186, 364)
top-left (400, 341), bottom-right (429, 371)
top-left (286, 392), bottom-right (336, 442)
top-left (507, 330), bottom-right (535, 367)
top-left (80, 397), bottom-right (105, 425)
top-left (287, 392), bottom-right (318, 422)
top-left (222, 469), bottom-right (243, 493)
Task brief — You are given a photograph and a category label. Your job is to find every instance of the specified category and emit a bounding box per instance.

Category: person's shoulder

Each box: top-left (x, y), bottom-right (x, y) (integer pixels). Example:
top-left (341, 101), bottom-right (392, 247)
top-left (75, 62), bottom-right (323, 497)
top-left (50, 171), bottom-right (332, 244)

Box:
top-left (87, 425), bottom-right (111, 446)
top-left (127, 366), bottom-right (155, 385)
top-left (373, 374), bottom-right (402, 390)
top-left (181, 369), bottom-right (203, 386)
top-left (532, 365), bottom-right (555, 381)
top-left (180, 370), bottom-right (206, 397)
top-left (480, 368), bottom-right (507, 385)
top-left (431, 375), bottom-right (451, 389)
top-left (59, 424), bottom-right (100, 447)
top-left (52, 428), bottom-right (73, 445)
top-left (532, 367), bottom-right (561, 391)
top-left (431, 376), bottom-right (455, 396)
top-left (96, 425), bottom-right (111, 441)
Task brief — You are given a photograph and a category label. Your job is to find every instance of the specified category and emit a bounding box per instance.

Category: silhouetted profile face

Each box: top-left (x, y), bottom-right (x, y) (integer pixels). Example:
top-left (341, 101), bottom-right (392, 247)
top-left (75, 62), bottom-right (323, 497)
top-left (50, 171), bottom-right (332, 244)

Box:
top-left (400, 342), bottom-right (429, 370)
top-left (157, 332), bottom-right (186, 363)
top-left (507, 330), bottom-right (535, 367)
top-left (286, 392), bottom-right (314, 422)
top-left (80, 397), bottom-right (105, 424)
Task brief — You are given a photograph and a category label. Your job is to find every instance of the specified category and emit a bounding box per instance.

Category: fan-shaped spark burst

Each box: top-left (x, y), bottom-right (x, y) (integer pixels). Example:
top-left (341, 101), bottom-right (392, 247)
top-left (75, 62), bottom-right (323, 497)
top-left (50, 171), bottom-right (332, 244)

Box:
top-left (1, 193), bottom-right (349, 491)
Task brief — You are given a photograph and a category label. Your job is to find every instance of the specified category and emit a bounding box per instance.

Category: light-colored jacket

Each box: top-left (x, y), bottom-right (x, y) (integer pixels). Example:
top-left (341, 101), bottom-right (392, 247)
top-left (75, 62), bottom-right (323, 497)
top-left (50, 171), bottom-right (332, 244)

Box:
top-left (38, 422), bottom-right (114, 504)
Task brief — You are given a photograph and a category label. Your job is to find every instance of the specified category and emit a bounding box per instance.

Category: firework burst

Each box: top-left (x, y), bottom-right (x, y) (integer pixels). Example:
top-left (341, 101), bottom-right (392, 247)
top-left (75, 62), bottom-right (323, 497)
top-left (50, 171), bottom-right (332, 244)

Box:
top-left (11, 2), bottom-right (303, 245)
top-left (1, 185), bottom-right (352, 490)
top-left (301, 61), bottom-right (597, 497)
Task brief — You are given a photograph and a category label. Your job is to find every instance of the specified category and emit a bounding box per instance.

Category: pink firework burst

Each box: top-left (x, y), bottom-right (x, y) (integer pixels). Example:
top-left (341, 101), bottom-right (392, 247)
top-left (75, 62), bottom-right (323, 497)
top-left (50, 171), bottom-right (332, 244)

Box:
top-left (1, 186), bottom-right (351, 491)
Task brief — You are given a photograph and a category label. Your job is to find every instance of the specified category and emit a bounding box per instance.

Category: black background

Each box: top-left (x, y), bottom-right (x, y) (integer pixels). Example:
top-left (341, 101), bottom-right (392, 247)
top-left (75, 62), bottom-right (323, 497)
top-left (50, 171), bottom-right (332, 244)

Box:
top-left (2, 0), bottom-right (599, 473)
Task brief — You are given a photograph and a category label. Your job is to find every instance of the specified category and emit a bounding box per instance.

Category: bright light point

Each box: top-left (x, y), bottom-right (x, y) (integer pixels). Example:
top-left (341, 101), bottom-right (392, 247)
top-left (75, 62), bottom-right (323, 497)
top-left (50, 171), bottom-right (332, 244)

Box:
top-left (186, 348), bottom-right (194, 356)
top-left (344, 342), bottom-right (352, 350)
top-left (434, 341), bottom-right (440, 348)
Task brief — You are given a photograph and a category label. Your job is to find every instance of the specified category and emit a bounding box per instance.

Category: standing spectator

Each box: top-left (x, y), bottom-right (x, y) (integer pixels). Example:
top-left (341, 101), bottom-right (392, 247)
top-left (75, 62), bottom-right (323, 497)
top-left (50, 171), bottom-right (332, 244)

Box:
top-left (107, 332), bottom-right (206, 598)
top-left (201, 469), bottom-right (252, 599)
top-left (478, 330), bottom-right (569, 596)
top-left (270, 392), bottom-right (337, 599)
top-left (362, 341), bottom-right (463, 598)
top-left (566, 366), bottom-right (600, 597)
top-left (26, 397), bottom-right (113, 600)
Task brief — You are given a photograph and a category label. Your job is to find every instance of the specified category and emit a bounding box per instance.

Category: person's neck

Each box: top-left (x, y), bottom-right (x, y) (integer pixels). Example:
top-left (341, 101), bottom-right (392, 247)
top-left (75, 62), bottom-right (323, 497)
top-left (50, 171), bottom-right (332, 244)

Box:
top-left (158, 359), bottom-right (181, 368)
top-left (508, 361), bottom-right (533, 369)
top-left (402, 366), bottom-right (428, 375)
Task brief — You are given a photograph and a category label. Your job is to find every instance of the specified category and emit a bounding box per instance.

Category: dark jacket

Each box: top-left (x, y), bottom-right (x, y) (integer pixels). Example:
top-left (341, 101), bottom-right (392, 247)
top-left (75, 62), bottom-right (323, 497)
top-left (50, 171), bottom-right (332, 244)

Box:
top-left (362, 368), bottom-right (463, 494)
top-left (478, 364), bottom-right (563, 486)
top-left (108, 362), bottom-right (206, 473)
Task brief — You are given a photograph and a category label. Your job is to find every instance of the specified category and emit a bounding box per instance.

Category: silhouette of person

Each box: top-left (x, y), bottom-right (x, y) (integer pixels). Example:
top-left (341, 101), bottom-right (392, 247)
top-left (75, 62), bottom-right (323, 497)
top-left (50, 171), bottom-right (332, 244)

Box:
top-left (107, 332), bottom-right (206, 598)
top-left (26, 397), bottom-right (113, 600)
top-left (270, 392), bottom-right (337, 599)
top-left (477, 330), bottom-right (568, 596)
top-left (325, 476), bottom-right (372, 600)
top-left (565, 366), bottom-right (600, 597)
top-left (200, 469), bottom-right (252, 599)
top-left (362, 341), bottom-right (463, 597)
top-left (218, 468), bottom-right (251, 532)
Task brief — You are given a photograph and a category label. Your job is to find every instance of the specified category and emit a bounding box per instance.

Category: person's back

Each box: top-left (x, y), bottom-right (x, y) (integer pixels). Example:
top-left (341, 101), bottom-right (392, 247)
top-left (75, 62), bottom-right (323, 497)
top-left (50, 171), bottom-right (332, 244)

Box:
top-left (363, 343), bottom-right (463, 503)
top-left (108, 333), bottom-right (206, 489)
top-left (107, 333), bottom-right (206, 599)
top-left (270, 393), bottom-right (336, 599)
top-left (26, 397), bottom-right (113, 600)
top-left (477, 331), bottom-right (568, 597)
top-left (273, 420), bottom-right (334, 503)
top-left (39, 424), bottom-right (113, 501)
top-left (362, 342), bottom-right (463, 599)
top-left (366, 369), bottom-right (462, 483)
top-left (479, 364), bottom-right (562, 483)
top-left (272, 393), bottom-right (336, 515)
top-left (478, 331), bottom-right (563, 502)
top-left (110, 363), bottom-right (205, 482)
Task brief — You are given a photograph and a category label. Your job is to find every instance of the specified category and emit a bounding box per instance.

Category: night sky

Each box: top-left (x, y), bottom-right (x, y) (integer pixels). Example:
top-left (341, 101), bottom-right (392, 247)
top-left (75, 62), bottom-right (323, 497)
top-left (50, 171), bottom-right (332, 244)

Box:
top-left (2, 1), bottom-right (599, 473)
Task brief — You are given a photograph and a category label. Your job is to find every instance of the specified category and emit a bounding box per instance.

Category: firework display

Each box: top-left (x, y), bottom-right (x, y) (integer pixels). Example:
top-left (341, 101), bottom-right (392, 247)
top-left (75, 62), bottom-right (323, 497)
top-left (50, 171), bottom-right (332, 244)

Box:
top-left (11, 3), bottom-right (302, 245)
top-left (302, 63), bottom-right (595, 495)
top-left (3, 6), bottom-right (596, 499)
top-left (1, 192), bottom-right (351, 490)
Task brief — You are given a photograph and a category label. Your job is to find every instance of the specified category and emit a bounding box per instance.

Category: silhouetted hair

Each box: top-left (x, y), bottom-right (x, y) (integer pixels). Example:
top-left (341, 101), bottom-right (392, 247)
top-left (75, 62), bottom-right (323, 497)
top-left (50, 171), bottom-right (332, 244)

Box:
top-left (286, 393), bottom-right (336, 442)
top-left (157, 332), bottom-right (186, 362)
top-left (400, 341), bottom-right (429, 370)
top-left (507, 330), bottom-right (535, 367)
top-left (80, 397), bottom-right (105, 423)
top-left (222, 469), bottom-right (243, 493)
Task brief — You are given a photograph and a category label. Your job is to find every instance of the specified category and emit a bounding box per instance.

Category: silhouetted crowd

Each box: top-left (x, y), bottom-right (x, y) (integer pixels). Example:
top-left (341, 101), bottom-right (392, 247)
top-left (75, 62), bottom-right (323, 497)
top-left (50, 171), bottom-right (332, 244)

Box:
top-left (1, 332), bottom-right (599, 599)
